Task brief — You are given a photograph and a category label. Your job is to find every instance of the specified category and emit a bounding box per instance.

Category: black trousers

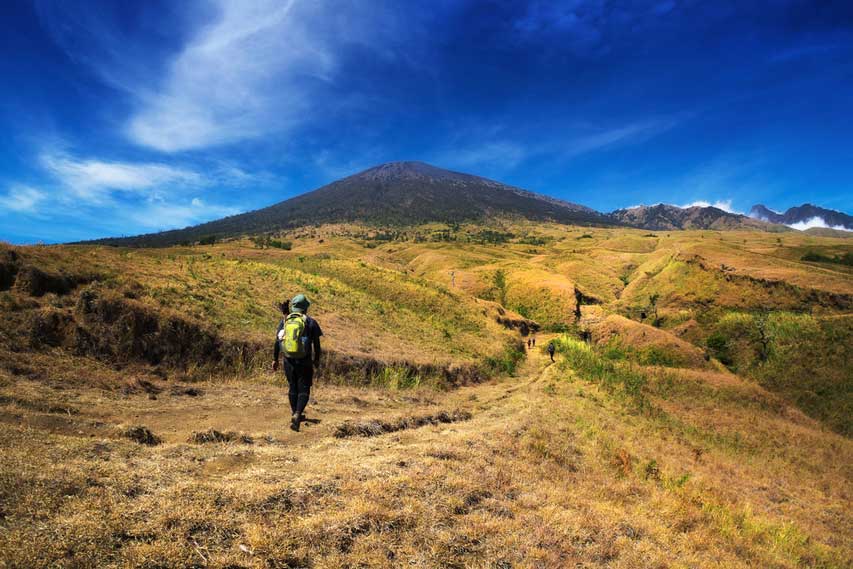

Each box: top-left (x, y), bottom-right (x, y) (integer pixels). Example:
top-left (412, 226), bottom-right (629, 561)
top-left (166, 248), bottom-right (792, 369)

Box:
top-left (284, 358), bottom-right (314, 415)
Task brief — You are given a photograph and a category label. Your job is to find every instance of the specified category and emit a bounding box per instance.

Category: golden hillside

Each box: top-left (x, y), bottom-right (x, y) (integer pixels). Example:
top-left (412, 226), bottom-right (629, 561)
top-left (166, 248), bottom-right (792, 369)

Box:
top-left (0, 221), bottom-right (851, 567)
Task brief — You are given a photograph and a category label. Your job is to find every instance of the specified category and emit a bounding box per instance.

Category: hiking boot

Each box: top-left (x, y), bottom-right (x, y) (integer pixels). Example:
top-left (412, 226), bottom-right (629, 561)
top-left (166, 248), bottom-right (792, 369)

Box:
top-left (290, 412), bottom-right (301, 432)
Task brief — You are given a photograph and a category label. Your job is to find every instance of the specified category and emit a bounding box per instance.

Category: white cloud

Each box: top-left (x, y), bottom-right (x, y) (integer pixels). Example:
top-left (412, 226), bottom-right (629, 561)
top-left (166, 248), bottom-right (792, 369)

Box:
top-left (125, 0), bottom-right (400, 152)
top-left (41, 153), bottom-right (203, 203)
top-left (4, 150), bottom-right (242, 238)
top-left (788, 216), bottom-right (851, 232)
top-left (679, 199), bottom-right (738, 213)
top-left (0, 185), bottom-right (47, 213)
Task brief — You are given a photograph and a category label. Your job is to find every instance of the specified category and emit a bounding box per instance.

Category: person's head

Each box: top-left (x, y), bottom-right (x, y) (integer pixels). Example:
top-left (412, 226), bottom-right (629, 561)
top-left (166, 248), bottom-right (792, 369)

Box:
top-left (290, 293), bottom-right (311, 314)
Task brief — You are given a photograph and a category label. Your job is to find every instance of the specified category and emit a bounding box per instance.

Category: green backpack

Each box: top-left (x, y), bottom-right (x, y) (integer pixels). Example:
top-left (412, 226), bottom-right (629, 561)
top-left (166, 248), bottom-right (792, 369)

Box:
top-left (282, 313), bottom-right (308, 358)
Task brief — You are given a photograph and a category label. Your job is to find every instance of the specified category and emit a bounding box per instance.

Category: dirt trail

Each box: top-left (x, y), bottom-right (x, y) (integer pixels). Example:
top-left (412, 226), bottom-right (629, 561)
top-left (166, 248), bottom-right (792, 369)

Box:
top-left (3, 332), bottom-right (851, 568)
top-left (2, 337), bottom-right (557, 458)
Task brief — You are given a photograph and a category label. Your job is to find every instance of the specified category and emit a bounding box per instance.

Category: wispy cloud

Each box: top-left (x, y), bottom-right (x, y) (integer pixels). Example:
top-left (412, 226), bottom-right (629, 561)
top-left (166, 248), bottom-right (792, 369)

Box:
top-left (41, 153), bottom-right (203, 203)
top-left (428, 116), bottom-right (680, 178)
top-left (563, 118), bottom-right (681, 157)
top-left (124, 0), bottom-right (408, 152)
top-left (1, 148), bottom-right (242, 241)
top-left (0, 185), bottom-right (46, 213)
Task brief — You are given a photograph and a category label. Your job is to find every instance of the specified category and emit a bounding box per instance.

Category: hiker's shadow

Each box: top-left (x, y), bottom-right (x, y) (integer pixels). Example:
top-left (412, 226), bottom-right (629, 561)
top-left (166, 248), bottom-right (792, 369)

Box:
top-left (301, 418), bottom-right (322, 426)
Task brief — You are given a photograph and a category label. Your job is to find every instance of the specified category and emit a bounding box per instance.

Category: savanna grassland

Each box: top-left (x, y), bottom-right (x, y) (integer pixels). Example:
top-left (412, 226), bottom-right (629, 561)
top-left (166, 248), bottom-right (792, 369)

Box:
top-left (0, 221), bottom-right (851, 568)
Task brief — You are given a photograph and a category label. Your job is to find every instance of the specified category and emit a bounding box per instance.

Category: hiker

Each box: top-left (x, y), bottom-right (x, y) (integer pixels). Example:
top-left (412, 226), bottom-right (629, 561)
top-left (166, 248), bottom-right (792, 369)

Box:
top-left (272, 294), bottom-right (323, 432)
top-left (527, 338), bottom-right (532, 349)
top-left (547, 341), bottom-right (555, 362)
top-left (532, 337), bottom-right (536, 347)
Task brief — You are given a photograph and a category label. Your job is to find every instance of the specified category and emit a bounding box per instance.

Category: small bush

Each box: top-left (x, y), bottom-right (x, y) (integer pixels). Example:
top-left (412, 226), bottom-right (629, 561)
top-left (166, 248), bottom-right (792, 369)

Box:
top-left (484, 343), bottom-right (525, 376)
top-left (189, 429), bottom-right (253, 444)
top-left (637, 346), bottom-right (679, 367)
top-left (372, 365), bottom-right (421, 389)
top-left (250, 236), bottom-right (292, 250)
top-left (706, 332), bottom-right (732, 366)
top-left (552, 334), bottom-right (649, 410)
top-left (123, 426), bottom-right (161, 446)
top-left (601, 339), bottom-right (627, 361)
top-left (801, 251), bottom-right (853, 265)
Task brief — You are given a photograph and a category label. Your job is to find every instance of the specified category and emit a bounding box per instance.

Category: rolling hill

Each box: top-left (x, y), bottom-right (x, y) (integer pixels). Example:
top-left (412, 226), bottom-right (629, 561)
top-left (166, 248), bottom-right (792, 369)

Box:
top-left (2, 214), bottom-right (852, 567)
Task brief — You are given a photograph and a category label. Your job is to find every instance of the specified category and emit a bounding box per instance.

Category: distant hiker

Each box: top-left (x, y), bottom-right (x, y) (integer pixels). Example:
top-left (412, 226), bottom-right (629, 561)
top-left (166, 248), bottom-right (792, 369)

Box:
top-left (532, 337), bottom-right (536, 347)
top-left (273, 294), bottom-right (323, 432)
top-left (527, 338), bottom-right (532, 349)
top-left (547, 341), bottom-right (555, 362)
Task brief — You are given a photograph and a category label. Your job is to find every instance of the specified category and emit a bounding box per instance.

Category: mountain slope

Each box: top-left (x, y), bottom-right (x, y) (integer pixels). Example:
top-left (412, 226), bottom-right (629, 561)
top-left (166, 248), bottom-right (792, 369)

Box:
top-left (749, 203), bottom-right (853, 230)
top-left (609, 204), bottom-right (776, 231)
top-left (90, 161), bottom-right (611, 247)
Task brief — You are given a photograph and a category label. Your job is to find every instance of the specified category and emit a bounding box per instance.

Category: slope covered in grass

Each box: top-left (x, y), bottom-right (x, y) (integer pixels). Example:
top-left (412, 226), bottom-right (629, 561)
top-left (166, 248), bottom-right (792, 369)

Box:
top-left (0, 220), bottom-right (851, 566)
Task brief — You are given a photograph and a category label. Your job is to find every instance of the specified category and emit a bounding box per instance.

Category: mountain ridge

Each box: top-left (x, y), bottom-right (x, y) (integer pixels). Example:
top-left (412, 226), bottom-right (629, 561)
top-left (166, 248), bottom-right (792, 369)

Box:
top-left (749, 203), bottom-right (852, 230)
top-left (81, 162), bottom-right (853, 247)
top-left (86, 161), bottom-right (612, 247)
top-left (608, 203), bottom-right (777, 232)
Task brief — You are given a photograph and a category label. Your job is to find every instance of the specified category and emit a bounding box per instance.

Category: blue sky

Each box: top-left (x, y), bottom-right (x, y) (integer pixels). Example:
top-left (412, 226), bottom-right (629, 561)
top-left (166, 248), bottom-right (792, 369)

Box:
top-left (1, 0), bottom-right (852, 243)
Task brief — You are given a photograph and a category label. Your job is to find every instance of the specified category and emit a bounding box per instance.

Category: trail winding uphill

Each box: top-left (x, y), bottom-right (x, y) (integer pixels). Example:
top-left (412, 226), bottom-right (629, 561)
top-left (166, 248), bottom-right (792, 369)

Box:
top-left (1, 336), bottom-right (851, 568)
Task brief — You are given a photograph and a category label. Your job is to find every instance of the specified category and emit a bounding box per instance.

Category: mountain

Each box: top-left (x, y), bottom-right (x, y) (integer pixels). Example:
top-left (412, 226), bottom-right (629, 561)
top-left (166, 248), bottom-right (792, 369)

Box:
top-left (749, 203), bottom-right (853, 230)
top-left (608, 204), bottom-right (775, 231)
top-left (90, 161), bottom-right (611, 247)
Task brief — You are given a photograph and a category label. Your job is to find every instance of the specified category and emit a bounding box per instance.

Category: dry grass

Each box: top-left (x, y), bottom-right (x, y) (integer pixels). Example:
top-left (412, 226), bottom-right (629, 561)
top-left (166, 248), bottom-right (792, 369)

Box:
top-left (0, 224), bottom-right (851, 567)
top-left (0, 345), bottom-right (850, 567)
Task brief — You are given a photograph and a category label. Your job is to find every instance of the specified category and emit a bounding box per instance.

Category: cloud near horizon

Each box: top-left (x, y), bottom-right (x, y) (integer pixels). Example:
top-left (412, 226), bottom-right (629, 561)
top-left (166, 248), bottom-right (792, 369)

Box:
top-left (0, 150), bottom-right (239, 240)
top-left (624, 199), bottom-right (739, 213)
top-left (788, 216), bottom-right (851, 232)
top-left (680, 199), bottom-right (738, 213)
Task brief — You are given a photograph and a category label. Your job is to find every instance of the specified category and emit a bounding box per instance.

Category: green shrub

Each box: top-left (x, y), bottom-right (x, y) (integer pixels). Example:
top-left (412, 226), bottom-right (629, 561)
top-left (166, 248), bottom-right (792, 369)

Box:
top-left (601, 339), bottom-right (627, 361)
top-left (706, 332), bottom-right (732, 366)
top-left (709, 311), bottom-right (851, 435)
top-left (250, 236), bottom-right (292, 250)
top-left (801, 251), bottom-right (852, 265)
top-left (484, 343), bottom-right (525, 376)
top-left (637, 346), bottom-right (679, 367)
top-left (518, 235), bottom-right (547, 246)
top-left (552, 335), bottom-right (649, 410)
top-left (492, 269), bottom-right (508, 307)
top-left (373, 366), bottom-right (421, 389)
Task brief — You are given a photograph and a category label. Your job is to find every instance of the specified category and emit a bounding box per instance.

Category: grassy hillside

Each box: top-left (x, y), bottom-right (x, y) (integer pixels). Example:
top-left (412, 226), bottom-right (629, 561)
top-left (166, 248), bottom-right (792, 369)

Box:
top-left (1, 221), bottom-right (851, 567)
